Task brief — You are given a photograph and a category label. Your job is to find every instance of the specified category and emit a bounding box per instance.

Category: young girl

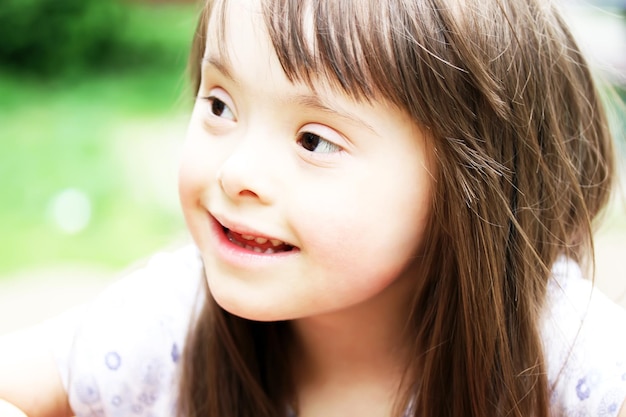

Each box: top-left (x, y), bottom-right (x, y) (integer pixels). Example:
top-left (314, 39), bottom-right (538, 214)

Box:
top-left (2, 0), bottom-right (626, 416)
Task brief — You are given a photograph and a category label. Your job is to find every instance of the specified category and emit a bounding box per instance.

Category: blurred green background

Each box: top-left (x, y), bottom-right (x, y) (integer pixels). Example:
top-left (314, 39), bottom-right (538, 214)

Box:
top-left (0, 0), bottom-right (625, 283)
top-left (0, 0), bottom-right (199, 277)
top-left (0, 0), bottom-right (625, 333)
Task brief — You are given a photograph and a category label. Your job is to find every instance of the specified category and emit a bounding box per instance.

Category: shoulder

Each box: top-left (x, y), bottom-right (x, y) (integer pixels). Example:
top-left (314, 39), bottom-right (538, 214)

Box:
top-left (55, 244), bottom-right (205, 417)
top-left (542, 258), bottom-right (626, 417)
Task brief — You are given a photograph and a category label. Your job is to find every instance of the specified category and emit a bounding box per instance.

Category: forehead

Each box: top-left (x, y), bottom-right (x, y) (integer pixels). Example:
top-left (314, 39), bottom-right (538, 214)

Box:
top-left (199, 0), bottom-right (425, 139)
top-left (203, 0), bottom-right (301, 94)
top-left (202, 0), bottom-right (394, 105)
top-left (204, 0), bottom-right (262, 60)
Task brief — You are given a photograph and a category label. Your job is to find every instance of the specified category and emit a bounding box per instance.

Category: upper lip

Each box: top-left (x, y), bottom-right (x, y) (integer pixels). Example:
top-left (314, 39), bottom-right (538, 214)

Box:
top-left (211, 211), bottom-right (296, 247)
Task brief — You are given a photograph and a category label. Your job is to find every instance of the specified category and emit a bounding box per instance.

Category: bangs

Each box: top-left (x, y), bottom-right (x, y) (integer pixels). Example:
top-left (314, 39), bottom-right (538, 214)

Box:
top-left (257, 0), bottom-right (477, 129)
top-left (201, 0), bottom-right (450, 111)
top-left (261, 0), bottom-right (418, 105)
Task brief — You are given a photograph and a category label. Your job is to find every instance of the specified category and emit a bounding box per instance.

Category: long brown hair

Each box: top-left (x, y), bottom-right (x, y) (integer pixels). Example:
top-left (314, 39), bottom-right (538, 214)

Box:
top-left (178, 1), bottom-right (615, 416)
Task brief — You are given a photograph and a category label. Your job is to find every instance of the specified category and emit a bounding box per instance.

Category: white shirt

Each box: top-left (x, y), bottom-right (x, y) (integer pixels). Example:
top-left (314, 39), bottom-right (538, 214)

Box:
top-left (50, 245), bottom-right (626, 416)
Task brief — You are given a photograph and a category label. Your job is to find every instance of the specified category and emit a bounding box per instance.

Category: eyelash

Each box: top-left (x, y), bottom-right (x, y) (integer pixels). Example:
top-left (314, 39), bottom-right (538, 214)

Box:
top-left (200, 95), bottom-right (236, 121)
top-left (198, 89), bottom-right (343, 155)
top-left (297, 132), bottom-right (342, 154)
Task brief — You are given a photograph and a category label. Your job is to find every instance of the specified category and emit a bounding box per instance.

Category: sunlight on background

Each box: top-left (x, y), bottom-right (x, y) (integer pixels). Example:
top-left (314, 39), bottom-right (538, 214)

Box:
top-left (0, 0), bottom-right (199, 331)
top-left (0, 0), bottom-right (625, 333)
top-left (560, 0), bottom-right (626, 307)
top-left (48, 188), bottom-right (92, 235)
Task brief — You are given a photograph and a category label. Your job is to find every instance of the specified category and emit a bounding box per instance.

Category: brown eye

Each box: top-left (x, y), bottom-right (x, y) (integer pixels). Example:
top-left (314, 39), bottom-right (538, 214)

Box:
top-left (297, 132), bottom-right (341, 153)
top-left (211, 98), bottom-right (226, 116)
top-left (299, 132), bottom-right (321, 152)
top-left (208, 97), bottom-right (235, 120)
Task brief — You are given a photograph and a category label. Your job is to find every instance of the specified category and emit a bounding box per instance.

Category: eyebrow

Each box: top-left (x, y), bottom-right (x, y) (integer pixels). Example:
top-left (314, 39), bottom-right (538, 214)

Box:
top-left (289, 94), bottom-right (377, 134)
top-left (202, 54), bottom-right (236, 83)
top-left (201, 53), bottom-right (377, 134)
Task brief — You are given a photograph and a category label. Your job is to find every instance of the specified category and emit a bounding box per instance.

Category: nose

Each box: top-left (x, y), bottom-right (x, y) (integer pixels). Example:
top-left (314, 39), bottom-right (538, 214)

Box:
top-left (217, 139), bottom-right (276, 205)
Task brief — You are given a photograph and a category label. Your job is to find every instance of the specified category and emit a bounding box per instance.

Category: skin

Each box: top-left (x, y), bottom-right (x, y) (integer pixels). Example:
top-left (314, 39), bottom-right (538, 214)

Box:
top-left (0, 326), bottom-right (73, 417)
top-left (2, 1), bottom-right (626, 416)
top-left (179, 0), bottom-right (434, 323)
top-left (177, 0), bottom-right (436, 413)
top-left (0, 399), bottom-right (29, 417)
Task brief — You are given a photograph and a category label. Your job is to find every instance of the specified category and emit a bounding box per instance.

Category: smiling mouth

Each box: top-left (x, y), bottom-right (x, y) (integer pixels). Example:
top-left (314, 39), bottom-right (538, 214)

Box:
top-left (223, 227), bottom-right (296, 254)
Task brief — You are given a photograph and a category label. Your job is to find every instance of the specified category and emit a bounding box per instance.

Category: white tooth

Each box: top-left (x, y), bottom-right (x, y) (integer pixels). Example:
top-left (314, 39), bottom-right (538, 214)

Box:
top-left (255, 237), bottom-right (268, 244)
top-left (242, 234), bottom-right (255, 241)
top-left (245, 244), bottom-right (254, 251)
top-left (264, 248), bottom-right (275, 254)
top-left (253, 246), bottom-right (263, 253)
top-left (270, 239), bottom-right (283, 247)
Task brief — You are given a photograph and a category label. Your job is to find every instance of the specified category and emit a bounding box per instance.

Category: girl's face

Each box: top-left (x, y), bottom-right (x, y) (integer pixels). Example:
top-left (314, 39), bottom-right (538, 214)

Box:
top-left (179, 0), bottom-right (435, 321)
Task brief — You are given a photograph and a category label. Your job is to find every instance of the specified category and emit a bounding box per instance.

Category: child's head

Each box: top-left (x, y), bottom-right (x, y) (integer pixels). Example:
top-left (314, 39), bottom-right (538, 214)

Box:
top-left (179, 0), bottom-right (615, 416)
top-left (187, 0), bottom-right (614, 270)
top-left (180, 0), bottom-right (435, 323)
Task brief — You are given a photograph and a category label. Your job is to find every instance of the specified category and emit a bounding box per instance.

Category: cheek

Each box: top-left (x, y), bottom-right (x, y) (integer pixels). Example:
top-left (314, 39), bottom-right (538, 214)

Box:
top-left (177, 130), bottom-right (218, 231)
top-left (177, 161), bottom-right (205, 245)
top-left (177, 122), bottom-right (219, 204)
top-left (293, 175), bottom-right (432, 287)
top-left (177, 150), bottom-right (203, 209)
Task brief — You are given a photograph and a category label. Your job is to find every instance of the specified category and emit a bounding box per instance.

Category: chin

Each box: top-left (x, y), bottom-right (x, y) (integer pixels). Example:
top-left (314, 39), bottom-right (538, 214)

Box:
top-left (208, 286), bottom-right (289, 322)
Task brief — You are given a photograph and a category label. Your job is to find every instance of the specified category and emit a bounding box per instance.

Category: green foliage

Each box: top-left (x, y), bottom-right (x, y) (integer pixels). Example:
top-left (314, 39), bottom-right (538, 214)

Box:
top-left (0, 2), bottom-right (198, 276)
top-left (0, 0), bottom-right (119, 74)
top-left (0, 0), bottom-right (198, 75)
top-left (0, 71), bottom-right (190, 275)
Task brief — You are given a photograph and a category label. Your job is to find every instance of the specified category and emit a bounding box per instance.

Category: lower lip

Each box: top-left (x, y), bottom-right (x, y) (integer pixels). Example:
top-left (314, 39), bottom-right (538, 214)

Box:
top-left (207, 214), bottom-right (298, 267)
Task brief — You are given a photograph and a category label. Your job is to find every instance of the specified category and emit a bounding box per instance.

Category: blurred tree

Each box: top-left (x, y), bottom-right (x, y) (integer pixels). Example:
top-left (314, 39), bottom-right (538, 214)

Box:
top-left (0, 0), bottom-right (193, 76)
top-left (0, 0), bottom-right (126, 75)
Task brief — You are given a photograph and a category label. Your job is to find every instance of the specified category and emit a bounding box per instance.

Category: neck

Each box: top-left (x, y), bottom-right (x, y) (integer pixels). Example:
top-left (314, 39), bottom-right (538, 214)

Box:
top-left (287, 273), bottom-right (416, 417)
top-left (289, 271), bottom-right (415, 388)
